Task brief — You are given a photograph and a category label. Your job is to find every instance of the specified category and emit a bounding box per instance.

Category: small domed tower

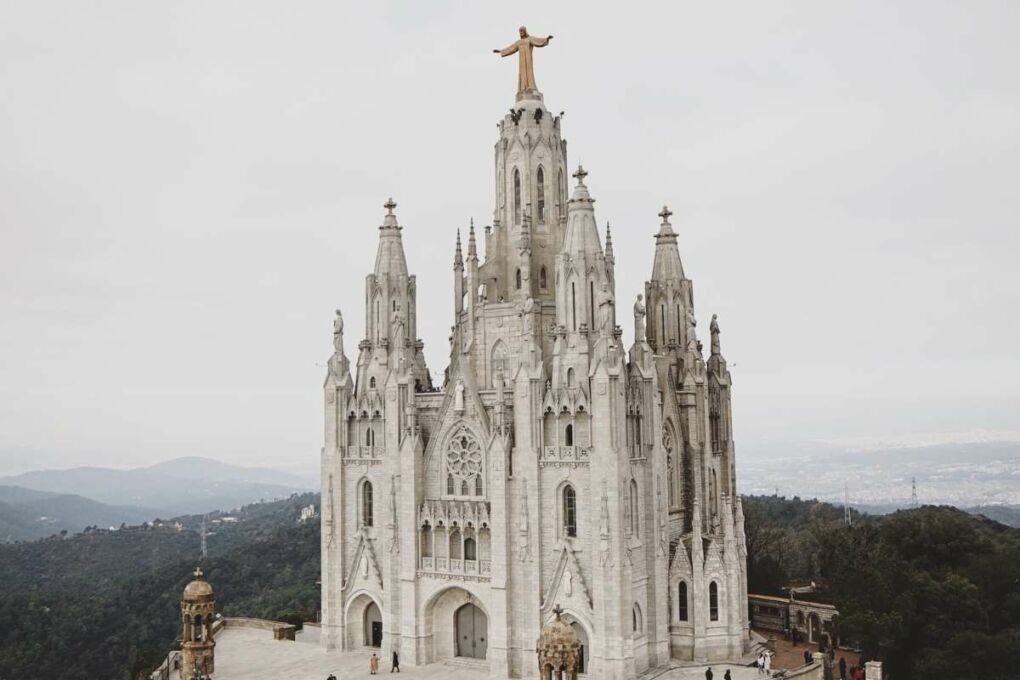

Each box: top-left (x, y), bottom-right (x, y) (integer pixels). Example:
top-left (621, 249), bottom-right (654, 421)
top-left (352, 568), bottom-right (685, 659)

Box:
top-left (537, 605), bottom-right (580, 680)
top-left (180, 567), bottom-right (215, 679)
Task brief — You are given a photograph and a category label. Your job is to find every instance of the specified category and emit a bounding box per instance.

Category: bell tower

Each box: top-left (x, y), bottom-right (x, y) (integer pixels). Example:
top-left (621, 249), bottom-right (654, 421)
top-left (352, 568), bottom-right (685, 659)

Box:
top-left (180, 567), bottom-right (215, 679)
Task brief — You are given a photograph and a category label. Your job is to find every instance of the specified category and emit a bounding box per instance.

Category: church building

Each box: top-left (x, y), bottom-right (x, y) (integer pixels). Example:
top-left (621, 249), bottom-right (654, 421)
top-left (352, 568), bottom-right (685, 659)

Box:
top-left (320, 29), bottom-right (749, 679)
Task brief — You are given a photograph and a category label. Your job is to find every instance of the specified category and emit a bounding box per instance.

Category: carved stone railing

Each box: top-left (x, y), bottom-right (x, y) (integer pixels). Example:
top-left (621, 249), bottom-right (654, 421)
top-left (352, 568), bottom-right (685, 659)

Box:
top-left (418, 498), bottom-right (491, 527)
top-left (342, 446), bottom-right (383, 465)
top-left (418, 556), bottom-right (492, 582)
top-left (539, 446), bottom-right (591, 468)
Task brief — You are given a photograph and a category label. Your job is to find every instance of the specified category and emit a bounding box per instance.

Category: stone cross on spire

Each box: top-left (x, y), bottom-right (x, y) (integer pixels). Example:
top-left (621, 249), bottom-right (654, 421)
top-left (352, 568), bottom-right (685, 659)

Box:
top-left (193, 567), bottom-right (204, 579)
top-left (384, 197), bottom-right (397, 215)
top-left (552, 603), bottom-right (564, 620)
top-left (658, 205), bottom-right (673, 223)
top-left (573, 165), bottom-right (588, 186)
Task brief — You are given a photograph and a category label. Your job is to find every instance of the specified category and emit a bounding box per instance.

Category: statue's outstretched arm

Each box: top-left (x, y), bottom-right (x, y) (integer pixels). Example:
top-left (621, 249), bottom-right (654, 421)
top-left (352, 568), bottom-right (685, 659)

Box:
top-left (496, 43), bottom-right (519, 57)
top-left (530, 35), bottom-right (552, 48)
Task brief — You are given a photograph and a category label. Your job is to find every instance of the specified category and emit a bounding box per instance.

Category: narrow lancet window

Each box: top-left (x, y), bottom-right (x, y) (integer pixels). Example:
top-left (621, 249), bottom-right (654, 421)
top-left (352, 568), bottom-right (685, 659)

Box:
top-left (537, 166), bottom-right (546, 222)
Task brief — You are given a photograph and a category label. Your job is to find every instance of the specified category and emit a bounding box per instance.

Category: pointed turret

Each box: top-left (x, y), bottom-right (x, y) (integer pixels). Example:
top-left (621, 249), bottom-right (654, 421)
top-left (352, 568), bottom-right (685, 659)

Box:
top-left (453, 229), bottom-right (464, 315)
top-left (650, 206), bottom-right (685, 283)
top-left (561, 166), bottom-right (603, 258)
top-left (644, 205), bottom-right (695, 352)
top-left (373, 198), bottom-right (409, 279)
top-left (604, 222), bottom-right (615, 264)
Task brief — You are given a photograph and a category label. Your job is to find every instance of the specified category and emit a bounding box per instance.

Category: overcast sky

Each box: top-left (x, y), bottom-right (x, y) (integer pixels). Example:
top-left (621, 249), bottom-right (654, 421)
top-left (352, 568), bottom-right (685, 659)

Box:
top-left (1, 1), bottom-right (1018, 473)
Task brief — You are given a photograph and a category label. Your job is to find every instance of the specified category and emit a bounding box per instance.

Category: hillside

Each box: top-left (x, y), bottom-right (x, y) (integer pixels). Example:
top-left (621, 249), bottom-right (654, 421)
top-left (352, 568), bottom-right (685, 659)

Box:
top-left (743, 495), bottom-right (1020, 679)
top-left (0, 492), bottom-right (319, 680)
top-left (0, 457), bottom-right (313, 517)
top-left (0, 486), bottom-right (160, 542)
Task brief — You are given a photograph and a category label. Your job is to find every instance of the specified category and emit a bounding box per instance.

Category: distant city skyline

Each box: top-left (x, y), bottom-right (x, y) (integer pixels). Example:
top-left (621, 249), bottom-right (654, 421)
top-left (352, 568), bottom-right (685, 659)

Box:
top-left (2, 2), bottom-right (1018, 472)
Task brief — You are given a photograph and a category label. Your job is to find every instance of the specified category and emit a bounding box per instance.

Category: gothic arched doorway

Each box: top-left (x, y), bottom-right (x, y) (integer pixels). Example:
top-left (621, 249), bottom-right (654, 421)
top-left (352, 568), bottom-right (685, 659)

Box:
top-left (455, 602), bottom-right (488, 659)
top-left (364, 601), bottom-right (383, 648)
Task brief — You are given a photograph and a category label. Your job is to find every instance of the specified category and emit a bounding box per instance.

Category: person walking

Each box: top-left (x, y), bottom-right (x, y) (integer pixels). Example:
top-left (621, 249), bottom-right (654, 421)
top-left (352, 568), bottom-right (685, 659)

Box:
top-left (757, 652), bottom-right (766, 676)
top-left (705, 667), bottom-right (714, 680)
top-left (763, 651), bottom-right (772, 677)
top-left (369, 652), bottom-right (379, 675)
top-left (391, 649), bottom-right (400, 672)
top-left (724, 670), bottom-right (733, 680)
top-left (839, 656), bottom-right (847, 680)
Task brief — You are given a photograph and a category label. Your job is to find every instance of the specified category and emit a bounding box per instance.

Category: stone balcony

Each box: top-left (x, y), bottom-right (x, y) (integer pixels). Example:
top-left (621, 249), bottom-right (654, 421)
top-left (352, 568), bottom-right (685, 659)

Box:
top-left (341, 446), bottom-right (383, 465)
top-left (539, 445), bottom-right (591, 468)
top-left (418, 556), bottom-right (492, 582)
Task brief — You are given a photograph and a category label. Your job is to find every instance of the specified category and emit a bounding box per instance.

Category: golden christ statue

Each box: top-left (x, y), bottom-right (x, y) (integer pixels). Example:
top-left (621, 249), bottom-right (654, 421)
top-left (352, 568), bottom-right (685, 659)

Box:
top-left (494, 26), bottom-right (553, 97)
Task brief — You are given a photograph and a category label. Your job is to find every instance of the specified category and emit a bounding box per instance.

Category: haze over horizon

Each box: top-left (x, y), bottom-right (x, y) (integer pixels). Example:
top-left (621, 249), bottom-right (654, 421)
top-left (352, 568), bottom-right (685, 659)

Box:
top-left (2, 2), bottom-right (1018, 472)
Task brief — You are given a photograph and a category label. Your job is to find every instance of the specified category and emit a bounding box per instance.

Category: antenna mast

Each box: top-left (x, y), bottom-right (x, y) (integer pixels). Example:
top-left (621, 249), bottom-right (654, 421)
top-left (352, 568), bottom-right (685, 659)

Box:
top-left (200, 514), bottom-right (208, 559)
top-left (843, 481), bottom-right (852, 526)
top-left (911, 477), bottom-right (918, 508)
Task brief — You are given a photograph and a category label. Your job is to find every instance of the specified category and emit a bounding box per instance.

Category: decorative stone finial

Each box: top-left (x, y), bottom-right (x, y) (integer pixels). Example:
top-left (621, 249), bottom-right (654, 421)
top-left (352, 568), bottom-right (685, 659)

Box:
top-left (573, 165), bottom-right (588, 186)
top-left (384, 197), bottom-right (397, 215)
top-left (552, 603), bottom-right (564, 620)
top-left (658, 205), bottom-right (673, 223)
top-left (193, 567), bottom-right (203, 579)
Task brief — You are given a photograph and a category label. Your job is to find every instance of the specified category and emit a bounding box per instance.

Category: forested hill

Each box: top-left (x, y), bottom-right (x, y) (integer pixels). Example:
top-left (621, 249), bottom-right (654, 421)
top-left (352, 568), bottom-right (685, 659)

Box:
top-left (0, 493), bottom-right (320, 680)
top-left (743, 495), bottom-right (1020, 679)
top-left (2, 491), bottom-right (1017, 679)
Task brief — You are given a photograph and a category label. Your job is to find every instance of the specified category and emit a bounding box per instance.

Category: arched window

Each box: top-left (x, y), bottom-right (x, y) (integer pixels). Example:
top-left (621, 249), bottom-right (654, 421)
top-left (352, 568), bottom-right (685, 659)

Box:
top-left (460, 479), bottom-right (469, 495)
top-left (565, 424), bottom-right (574, 446)
top-left (632, 603), bottom-right (643, 632)
top-left (567, 367), bottom-right (576, 388)
top-left (513, 168), bottom-right (522, 225)
top-left (362, 480), bottom-right (374, 527)
top-left (515, 268), bottom-right (522, 289)
top-left (449, 527), bottom-right (462, 559)
top-left (678, 581), bottom-right (689, 621)
top-left (709, 581), bottom-right (719, 621)
top-left (464, 537), bottom-right (477, 561)
top-left (491, 340), bottom-right (509, 388)
top-left (421, 524), bottom-right (432, 557)
top-left (540, 266), bottom-right (547, 289)
top-left (536, 166), bottom-right (546, 222)
top-left (447, 474), bottom-right (454, 494)
top-left (366, 427), bottom-right (374, 448)
top-left (558, 168), bottom-right (564, 213)
top-left (194, 615), bottom-right (203, 641)
top-left (474, 475), bottom-right (483, 496)
top-left (571, 282), bottom-right (577, 330)
top-left (369, 376), bottom-right (376, 389)
top-left (629, 480), bottom-right (640, 535)
top-left (563, 485), bottom-right (577, 537)
top-left (664, 427), bottom-right (677, 509)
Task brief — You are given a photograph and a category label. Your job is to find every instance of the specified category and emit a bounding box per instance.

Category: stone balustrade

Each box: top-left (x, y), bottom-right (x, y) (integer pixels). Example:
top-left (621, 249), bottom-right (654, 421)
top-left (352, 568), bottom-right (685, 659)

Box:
top-left (539, 445), bottom-right (591, 468)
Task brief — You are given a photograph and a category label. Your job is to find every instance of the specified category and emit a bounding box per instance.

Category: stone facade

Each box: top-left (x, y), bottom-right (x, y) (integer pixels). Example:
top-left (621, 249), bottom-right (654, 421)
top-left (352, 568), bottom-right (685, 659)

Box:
top-left (320, 76), bottom-right (749, 679)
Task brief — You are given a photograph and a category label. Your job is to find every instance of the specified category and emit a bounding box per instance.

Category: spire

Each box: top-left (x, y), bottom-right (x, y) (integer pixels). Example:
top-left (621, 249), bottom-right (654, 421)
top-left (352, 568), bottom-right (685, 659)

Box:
top-left (373, 198), bottom-right (409, 278)
top-left (605, 222), bottom-right (615, 262)
top-left (467, 218), bottom-right (478, 261)
top-left (454, 228), bottom-right (463, 269)
top-left (650, 204), bottom-right (685, 282)
top-left (563, 165), bottom-right (601, 256)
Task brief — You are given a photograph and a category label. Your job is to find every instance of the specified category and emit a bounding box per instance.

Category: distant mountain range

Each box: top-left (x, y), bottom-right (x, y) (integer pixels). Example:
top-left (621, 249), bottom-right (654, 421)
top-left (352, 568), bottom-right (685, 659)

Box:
top-left (0, 457), bottom-right (315, 541)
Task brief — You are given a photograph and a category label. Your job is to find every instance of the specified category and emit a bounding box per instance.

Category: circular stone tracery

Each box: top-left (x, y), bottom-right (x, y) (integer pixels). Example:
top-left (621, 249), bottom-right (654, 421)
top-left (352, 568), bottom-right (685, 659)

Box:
top-left (446, 428), bottom-right (482, 481)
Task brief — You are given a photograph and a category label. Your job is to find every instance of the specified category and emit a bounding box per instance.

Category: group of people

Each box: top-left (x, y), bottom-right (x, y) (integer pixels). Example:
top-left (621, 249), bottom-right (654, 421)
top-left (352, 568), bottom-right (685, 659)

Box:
top-left (703, 668), bottom-right (733, 680)
top-left (325, 650), bottom-right (400, 678)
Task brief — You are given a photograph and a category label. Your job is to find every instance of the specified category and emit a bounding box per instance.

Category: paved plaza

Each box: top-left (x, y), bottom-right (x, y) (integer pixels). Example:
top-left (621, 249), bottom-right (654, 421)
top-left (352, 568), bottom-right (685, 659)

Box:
top-left (213, 625), bottom-right (761, 680)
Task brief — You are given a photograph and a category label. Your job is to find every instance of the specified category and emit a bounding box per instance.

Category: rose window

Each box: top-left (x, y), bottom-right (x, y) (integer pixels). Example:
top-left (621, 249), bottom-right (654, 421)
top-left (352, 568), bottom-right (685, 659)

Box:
top-left (446, 429), bottom-right (482, 482)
